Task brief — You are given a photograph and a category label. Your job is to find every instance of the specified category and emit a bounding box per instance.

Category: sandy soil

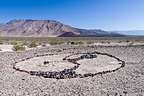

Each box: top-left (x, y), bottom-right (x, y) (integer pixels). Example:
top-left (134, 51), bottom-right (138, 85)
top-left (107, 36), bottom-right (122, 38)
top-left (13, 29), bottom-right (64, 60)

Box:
top-left (0, 45), bottom-right (13, 52)
top-left (0, 45), bottom-right (144, 96)
top-left (15, 54), bottom-right (75, 72)
top-left (93, 42), bottom-right (144, 46)
top-left (76, 55), bottom-right (121, 75)
top-left (0, 44), bottom-right (50, 52)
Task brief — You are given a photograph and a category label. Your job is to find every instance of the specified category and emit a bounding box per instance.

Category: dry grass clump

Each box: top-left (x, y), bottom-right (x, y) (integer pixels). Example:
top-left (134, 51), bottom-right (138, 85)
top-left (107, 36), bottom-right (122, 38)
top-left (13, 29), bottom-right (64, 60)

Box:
top-left (87, 41), bottom-right (94, 44)
top-left (11, 41), bottom-right (18, 45)
top-left (107, 41), bottom-right (111, 44)
top-left (28, 41), bottom-right (38, 48)
top-left (129, 42), bottom-right (134, 46)
top-left (67, 41), bottom-right (84, 45)
top-left (12, 45), bottom-right (26, 51)
top-left (75, 41), bottom-right (84, 45)
top-left (135, 40), bottom-right (140, 42)
top-left (49, 41), bottom-right (65, 45)
top-left (125, 40), bottom-right (130, 43)
top-left (0, 40), bottom-right (3, 45)
top-left (118, 40), bottom-right (122, 43)
top-left (0, 47), bottom-right (2, 51)
top-left (21, 41), bottom-right (29, 46)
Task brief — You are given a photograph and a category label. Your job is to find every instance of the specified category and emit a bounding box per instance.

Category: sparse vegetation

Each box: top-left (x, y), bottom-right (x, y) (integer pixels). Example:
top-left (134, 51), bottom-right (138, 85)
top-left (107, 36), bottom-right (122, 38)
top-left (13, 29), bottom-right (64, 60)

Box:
top-left (11, 41), bottom-right (18, 45)
top-left (135, 40), bottom-right (140, 42)
top-left (21, 41), bottom-right (29, 46)
top-left (76, 41), bottom-right (84, 45)
top-left (41, 44), bottom-right (47, 47)
top-left (129, 42), bottom-right (134, 46)
top-left (67, 41), bottom-right (71, 45)
top-left (49, 41), bottom-right (65, 45)
top-left (126, 40), bottom-right (130, 43)
top-left (87, 41), bottom-right (94, 45)
top-left (101, 41), bottom-right (105, 43)
top-left (0, 40), bottom-right (3, 45)
top-left (107, 41), bottom-right (110, 44)
top-left (12, 45), bottom-right (26, 51)
top-left (118, 40), bottom-right (122, 43)
top-left (68, 41), bottom-right (85, 45)
top-left (28, 41), bottom-right (38, 48)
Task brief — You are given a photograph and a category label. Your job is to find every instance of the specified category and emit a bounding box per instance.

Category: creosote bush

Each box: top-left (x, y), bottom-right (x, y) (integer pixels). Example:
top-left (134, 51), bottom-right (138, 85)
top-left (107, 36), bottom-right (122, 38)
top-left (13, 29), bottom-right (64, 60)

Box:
top-left (135, 40), bottom-right (140, 42)
top-left (49, 41), bottom-right (65, 45)
top-left (129, 42), bottom-right (134, 46)
top-left (28, 41), bottom-right (38, 48)
top-left (12, 45), bottom-right (26, 51)
top-left (0, 40), bottom-right (3, 45)
top-left (77, 41), bottom-right (84, 45)
top-left (67, 41), bottom-right (71, 45)
top-left (87, 41), bottom-right (94, 45)
top-left (21, 41), bottom-right (29, 46)
top-left (126, 40), bottom-right (130, 43)
top-left (11, 41), bottom-right (18, 45)
top-left (68, 41), bottom-right (84, 45)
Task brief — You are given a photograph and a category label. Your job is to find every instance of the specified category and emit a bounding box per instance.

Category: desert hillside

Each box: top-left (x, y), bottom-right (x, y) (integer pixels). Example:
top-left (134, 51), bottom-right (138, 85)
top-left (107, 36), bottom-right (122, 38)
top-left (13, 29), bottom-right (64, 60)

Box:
top-left (0, 20), bottom-right (123, 37)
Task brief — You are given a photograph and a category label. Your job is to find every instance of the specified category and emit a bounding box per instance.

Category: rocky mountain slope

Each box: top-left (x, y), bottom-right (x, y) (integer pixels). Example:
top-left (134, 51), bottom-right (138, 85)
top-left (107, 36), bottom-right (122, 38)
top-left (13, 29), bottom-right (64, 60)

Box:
top-left (0, 19), bottom-right (124, 37)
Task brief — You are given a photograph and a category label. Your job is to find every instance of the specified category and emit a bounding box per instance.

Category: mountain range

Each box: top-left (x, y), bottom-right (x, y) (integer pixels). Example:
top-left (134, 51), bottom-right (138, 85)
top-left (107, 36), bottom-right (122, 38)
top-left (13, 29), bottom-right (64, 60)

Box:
top-left (0, 19), bottom-right (124, 37)
top-left (114, 30), bottom-right (144, 36)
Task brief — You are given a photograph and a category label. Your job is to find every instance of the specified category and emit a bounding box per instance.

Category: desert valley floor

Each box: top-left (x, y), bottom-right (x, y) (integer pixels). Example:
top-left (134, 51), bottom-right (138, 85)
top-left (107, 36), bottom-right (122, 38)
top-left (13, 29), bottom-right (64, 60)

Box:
top-left (0, 44), bottom-right (144, 96)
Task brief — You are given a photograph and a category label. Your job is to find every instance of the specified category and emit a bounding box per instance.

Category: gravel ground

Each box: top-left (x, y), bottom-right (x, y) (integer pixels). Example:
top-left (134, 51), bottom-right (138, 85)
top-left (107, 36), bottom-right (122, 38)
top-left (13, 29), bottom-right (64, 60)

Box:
top-left (0, 45), bottom-right (144, 96)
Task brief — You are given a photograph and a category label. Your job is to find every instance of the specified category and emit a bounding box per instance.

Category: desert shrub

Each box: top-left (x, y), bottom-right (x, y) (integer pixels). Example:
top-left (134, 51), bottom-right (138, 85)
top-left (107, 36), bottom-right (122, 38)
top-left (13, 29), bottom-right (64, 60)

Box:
top-left (78, 41), bottom-right (84, 45)
top-left (118, 41), bottom-right (122, 43)
top-left (129, 42), bottom-right (134, 46)
top-left (21, 41), bottom-right (29, 46)
top-left (49, 41), bottom-right (64, 45)
top-left (58, 41), bottom-right (65, 45)
top-left (42, 44), bottom-right (47, 47)
top-left (107, 41), bottom-right (111, 44)
top-left (11, 41), bottom-right (17, 45)
top-left (101, 41), bottom-right (105, 43)
top-left (12, 45), bottom-right (26, 51)
top-left (72, 41), bottom-right (84, 45)
top-left (135, 40), bottom-right (140, 42)
top-left (87, 41), bottom-right (94, 44)
top-left (67, 41), bottom-right (71, 45)
top-left (0, 40), bottom-right (3, 45)
top-left (28, 41), bottom-right (38, 48)
top-left (67, 41), bottom-right (85, 45)
top-left (126, 40), bottom-right (130, 43)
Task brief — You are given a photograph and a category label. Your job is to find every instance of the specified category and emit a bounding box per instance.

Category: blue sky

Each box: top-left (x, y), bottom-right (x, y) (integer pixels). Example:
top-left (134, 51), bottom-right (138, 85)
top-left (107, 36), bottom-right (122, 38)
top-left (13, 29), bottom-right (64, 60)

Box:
top-left (0, 0), bottom-right (144, 35)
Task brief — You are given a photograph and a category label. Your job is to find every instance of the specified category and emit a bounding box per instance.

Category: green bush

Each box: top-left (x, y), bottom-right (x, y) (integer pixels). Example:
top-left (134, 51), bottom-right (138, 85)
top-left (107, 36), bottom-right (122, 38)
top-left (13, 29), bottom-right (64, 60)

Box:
top-left (12, 45), bottom-right (26, 51)
top-left (28, 41), bottom-right (38, 48)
